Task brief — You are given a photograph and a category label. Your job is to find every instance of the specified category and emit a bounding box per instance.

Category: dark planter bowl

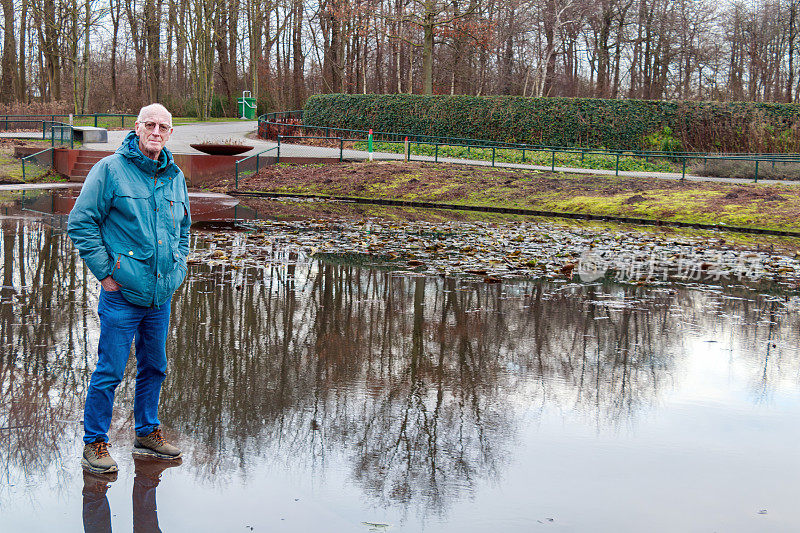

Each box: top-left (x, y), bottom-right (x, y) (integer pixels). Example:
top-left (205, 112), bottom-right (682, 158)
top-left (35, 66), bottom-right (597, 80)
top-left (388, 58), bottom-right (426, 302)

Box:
top-left (190, 143), bottom-right (254, 156)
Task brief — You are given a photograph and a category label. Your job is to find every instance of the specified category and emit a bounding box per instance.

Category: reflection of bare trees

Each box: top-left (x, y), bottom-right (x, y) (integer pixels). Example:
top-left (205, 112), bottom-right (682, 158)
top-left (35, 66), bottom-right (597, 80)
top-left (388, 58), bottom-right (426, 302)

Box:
top-left (0, 367), bottom-right (81, 493)
top-left (5, 224), bottom-right (800, 513)
top-left (0, 221), bottom-right (92, 496)
top-left (161, 254), bottom-right (684, 511)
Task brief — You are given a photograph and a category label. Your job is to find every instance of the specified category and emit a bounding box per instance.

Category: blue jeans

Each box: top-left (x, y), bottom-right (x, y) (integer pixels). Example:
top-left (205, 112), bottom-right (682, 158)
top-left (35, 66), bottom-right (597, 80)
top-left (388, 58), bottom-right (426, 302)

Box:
top-left (83, 289), bottom-right (171, 444)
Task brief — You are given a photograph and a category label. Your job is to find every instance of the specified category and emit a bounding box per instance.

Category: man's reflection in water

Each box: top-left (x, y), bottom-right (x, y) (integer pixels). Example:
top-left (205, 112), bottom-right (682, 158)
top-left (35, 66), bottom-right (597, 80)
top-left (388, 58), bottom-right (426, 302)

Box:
top-left (82, 457), bottom-right (182, 532)
top-left (82, 471), bottom-right (116, 533)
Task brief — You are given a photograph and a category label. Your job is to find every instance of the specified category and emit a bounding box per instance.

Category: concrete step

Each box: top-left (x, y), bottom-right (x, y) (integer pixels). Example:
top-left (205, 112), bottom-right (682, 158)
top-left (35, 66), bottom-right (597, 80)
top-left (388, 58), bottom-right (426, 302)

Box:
top-left (69, 150), bottom-right (106, 179)
top-left (76, 155), bottom-right (103, 164)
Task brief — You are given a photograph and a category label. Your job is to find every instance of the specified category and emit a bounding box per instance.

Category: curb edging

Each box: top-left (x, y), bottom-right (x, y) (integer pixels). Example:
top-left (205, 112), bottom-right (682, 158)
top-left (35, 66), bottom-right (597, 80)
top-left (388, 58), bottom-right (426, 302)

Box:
top-left (227, 190), bottom-right (800, 238)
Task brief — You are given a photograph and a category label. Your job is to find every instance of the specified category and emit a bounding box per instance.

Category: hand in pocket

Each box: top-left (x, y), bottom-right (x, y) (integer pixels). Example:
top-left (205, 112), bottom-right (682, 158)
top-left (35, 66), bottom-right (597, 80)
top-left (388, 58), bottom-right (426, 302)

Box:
top-left (101, 276), bottom-right (121, 291)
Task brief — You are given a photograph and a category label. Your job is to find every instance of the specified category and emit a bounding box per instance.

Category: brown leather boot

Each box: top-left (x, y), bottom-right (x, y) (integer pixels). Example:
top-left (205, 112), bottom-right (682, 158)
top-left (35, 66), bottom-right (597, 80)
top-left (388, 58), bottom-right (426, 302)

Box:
top-left (82, 441), bottom-right (119, 474)
top-left (132, 427), bottom-right (182, 460)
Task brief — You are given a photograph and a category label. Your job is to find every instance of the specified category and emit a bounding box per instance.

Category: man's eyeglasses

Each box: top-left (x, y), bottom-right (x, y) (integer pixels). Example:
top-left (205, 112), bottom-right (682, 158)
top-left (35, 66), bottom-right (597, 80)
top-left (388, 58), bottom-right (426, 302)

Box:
top-left (141, 122), bottom-right (172, 134)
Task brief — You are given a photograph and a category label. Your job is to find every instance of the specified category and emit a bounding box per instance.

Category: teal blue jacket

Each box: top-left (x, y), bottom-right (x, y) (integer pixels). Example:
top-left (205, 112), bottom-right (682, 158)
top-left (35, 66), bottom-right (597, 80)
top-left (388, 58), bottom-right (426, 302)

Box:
top-left (68, 131), bottom-right (191, 307)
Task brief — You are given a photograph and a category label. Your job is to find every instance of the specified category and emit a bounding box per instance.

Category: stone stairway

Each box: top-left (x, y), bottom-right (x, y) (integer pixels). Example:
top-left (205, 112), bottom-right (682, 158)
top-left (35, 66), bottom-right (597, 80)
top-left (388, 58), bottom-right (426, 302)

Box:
top-left (68, 150), bottom-right (110, 181)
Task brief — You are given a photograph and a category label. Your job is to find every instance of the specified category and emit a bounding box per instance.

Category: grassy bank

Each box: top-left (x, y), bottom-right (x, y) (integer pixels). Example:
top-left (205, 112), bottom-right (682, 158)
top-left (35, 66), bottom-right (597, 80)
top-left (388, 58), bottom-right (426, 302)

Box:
top-left (0, 141), bottom-right (66, 183)
top-left (224, 161), bottom-right (800, 232)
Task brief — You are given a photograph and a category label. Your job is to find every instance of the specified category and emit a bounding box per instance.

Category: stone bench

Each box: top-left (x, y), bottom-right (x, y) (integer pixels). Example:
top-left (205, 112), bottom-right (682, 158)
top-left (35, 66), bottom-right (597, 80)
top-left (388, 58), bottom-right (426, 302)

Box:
top-left (72, 126), bottom-right (108, 143)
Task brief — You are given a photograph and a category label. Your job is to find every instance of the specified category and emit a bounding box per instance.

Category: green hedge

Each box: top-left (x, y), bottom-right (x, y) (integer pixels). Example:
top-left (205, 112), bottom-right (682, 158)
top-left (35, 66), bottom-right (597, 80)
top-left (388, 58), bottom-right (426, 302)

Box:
top-left (303, 94), bottom-right (800, 153)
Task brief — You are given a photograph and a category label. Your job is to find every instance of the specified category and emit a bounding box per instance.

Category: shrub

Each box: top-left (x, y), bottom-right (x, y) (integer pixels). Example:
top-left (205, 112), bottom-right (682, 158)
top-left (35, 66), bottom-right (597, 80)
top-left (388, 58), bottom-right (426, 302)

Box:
top-left (642, 126), bottom-right (683, 153)
top-left (303, 94), bottom-right (800, 153)
top-left (0, 101), bottom-right (73, 116)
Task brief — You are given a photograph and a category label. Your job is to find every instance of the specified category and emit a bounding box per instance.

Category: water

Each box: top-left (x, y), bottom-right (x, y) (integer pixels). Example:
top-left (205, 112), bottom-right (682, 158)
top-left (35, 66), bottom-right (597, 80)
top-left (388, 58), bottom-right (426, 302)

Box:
top-left (2, 193), bottom-right (800, 531)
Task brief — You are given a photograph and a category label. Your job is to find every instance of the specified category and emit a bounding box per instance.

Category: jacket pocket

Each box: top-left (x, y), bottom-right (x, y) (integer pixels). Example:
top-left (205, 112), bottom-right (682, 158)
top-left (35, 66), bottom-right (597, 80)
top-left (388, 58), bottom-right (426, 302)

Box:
top-left (109, 188), bottom-right (154, 245)
top-left (162, 190), bottom-right (188, 239)
top-left (110, 247), bottom-right (154, 290)
top-left (165, 259), bottom-right (188, 295)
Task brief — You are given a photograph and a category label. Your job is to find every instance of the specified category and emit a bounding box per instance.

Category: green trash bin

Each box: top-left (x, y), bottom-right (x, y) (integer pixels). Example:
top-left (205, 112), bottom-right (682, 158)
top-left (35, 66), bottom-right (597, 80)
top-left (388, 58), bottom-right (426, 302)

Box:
top-left (238, 91), bottom-right (257, 119)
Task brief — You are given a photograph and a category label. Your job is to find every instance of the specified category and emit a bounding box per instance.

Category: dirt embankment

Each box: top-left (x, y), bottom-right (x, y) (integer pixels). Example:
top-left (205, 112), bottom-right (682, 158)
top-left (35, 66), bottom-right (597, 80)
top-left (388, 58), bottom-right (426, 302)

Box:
top-left (207, 160), bottom-right (800, 232)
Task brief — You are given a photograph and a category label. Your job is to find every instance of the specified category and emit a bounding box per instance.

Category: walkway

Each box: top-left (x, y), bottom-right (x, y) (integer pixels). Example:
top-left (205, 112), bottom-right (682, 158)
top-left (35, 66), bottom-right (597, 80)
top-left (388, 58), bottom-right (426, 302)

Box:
top-left (3, 121), bottom-right (797, 186)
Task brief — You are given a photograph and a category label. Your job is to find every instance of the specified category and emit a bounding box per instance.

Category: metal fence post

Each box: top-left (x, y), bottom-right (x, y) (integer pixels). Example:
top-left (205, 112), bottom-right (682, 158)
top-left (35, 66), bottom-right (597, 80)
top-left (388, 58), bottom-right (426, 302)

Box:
top-left (94, 114), bottom-right (98, 127)
top-left (682, 157), bottom-right (687, 178)
top-left (492, 147), bottom-right (496, 167)
top-left (256, 154), bottom-right (260, 174)
top-left (551, 150), bottom-right (555, 171)
top-left (277, 136), bottom-right (281, 162)
top-left (235, 160), bottom-right (239, 189)
top-left (754, 159), bottom-right (759, 183)
top-left (615, 153), bottom-right (620, 176)
top-left (339, 138), bottom-right (344, 162)
top-left (435, 143), bottom-right (439, 163)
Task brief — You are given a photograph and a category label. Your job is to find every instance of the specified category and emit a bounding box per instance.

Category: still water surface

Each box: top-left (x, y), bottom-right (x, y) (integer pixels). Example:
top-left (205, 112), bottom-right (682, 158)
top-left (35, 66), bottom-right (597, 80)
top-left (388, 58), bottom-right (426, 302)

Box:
top-left (2, 198), bottom-right (800, 532)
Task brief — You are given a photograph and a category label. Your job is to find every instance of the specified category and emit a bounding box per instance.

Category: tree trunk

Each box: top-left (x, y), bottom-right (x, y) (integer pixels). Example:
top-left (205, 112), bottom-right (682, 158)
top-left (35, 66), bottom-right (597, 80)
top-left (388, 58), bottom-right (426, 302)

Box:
top-left (501, 7), bottom-right (515, 95)
top-left (145, 0), bottom-right (161, 102)
top-left (110, 0), bottom-right (121, 109)
top-left (44, 0), bottom-right (60, 100)
top-left (292, 0), bottom-right (304, 107)
top-left (167, 0), bottom-right (175, 95)
top-left (81, 0), bottom-right (91, 112)
top-left (0, 0), bottom-right (17, 102)
top-left (176, 0), bottom-right (186, 94)
top-left (70, 0), bottom-right (79, 112)
top-left (18, 0), bottom-right (27, 101)
top-left (422, 0), bottom-right (434, 95)
top-left (125, 0), bottom-right (146, 98)
top-left (788, 1), bottom-right (797, 102)
top-left (542, 0), bottom-right (556, 96)
top-left (216, 0), bottom-right (233, 115)
top-left (596, 1), bottom-right (612, 98)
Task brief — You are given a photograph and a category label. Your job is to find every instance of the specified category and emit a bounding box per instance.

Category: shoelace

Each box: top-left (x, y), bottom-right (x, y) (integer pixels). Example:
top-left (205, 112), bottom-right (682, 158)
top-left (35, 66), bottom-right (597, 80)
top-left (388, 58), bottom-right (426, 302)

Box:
top-left (149, 428), bottom-right (165, 446)
top-left (90, 441), bottom-right (111, 458)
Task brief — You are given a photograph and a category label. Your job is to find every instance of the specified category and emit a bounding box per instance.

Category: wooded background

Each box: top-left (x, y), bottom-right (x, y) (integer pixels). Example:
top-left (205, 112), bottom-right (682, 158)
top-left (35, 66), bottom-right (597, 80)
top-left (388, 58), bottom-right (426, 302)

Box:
top-left (1, 0), bottom-right (800, 117)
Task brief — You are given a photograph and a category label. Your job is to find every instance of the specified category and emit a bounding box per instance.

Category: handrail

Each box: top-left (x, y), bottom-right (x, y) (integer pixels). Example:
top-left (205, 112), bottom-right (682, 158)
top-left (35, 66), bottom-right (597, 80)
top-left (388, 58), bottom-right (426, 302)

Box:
top-left (20, 147), bottom-right (54, 180)
top-left (0, 113), bottom-right (136, 118)
top-left (259, 117), bottom-right (800, 160)
top-left (2, 115), bottom-right (136, 139)
top-left (268, 132), bottom-right (799, 182)
top-left (234, 147), bottom-right (278, 188)
top-left (50, 123), bottom-right (74, 148)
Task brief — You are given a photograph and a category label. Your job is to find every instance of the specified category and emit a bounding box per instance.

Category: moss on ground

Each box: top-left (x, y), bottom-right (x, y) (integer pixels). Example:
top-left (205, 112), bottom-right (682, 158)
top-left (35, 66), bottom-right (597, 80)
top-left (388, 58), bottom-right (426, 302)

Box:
top-left (222, 160), bottom-right (800, 232)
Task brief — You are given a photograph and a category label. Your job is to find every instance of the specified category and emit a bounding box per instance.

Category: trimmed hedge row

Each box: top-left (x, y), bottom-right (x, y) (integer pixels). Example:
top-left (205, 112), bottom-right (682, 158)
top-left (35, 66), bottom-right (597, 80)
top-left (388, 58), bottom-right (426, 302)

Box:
top-left (303, 94), bottom-right (800, 153)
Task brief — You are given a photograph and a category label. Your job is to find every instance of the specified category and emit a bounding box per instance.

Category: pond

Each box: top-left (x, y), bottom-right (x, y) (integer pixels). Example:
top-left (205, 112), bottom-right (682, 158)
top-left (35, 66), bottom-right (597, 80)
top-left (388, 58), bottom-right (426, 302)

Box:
top-left (3, 190), bottom-right (800, 532)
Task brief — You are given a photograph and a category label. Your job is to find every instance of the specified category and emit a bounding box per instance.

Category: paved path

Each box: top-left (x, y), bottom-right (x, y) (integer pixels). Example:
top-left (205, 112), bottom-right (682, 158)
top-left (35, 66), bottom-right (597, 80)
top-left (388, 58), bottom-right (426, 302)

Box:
top-left (0, 182), bottom-right (81, 191)
top-left (4, 121), bottom-right (799, 186)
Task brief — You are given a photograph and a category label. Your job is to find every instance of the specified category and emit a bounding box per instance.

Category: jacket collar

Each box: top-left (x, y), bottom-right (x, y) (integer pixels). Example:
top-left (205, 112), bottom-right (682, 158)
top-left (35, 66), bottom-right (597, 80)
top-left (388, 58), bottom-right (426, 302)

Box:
top-left (117, 130), bottom-right (177, 179)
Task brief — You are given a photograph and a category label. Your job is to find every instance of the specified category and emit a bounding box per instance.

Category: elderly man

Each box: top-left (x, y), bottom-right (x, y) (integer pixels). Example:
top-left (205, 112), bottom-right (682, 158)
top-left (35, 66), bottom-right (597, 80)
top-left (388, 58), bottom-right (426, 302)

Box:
top-left (68, 103), bottom-right (191, 474)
